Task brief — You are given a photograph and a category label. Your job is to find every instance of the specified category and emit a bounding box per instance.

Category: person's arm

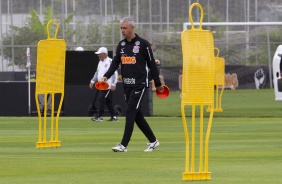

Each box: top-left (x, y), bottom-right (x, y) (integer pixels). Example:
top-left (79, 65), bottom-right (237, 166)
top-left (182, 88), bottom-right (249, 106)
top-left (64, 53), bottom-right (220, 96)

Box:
top-left (89, 70), bottom-right (98, 89)
top-left (145, 43), bottom-right (161, 87)
top-left (110, 70), bottom-right (118, 91)
top-left (103, 45), bottom-right (121, 81)
top-left (112, 70), bottom-right (118, 86)
top-left (91, 71), bottom-right (98, 83)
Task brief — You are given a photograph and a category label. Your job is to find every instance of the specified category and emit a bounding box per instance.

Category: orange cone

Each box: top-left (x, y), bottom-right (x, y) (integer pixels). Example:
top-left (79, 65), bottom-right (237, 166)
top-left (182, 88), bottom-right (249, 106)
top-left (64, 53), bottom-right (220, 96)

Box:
top-left (95, 81), bottom-right (109, 90)
top-left (156, 85), bottom-right (170, 98)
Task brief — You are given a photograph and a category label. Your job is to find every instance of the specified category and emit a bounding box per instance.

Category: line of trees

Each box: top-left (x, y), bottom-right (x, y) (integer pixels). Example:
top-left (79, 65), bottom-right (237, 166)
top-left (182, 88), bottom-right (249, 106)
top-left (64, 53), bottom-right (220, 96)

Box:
top-left (1, 6), bottom-right (121, 70)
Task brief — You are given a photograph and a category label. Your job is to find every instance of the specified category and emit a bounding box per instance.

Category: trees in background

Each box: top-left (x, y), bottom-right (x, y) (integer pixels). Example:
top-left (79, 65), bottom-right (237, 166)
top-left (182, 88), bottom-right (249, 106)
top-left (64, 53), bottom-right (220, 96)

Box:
top-left (1, 6), bottom-right (74, 70)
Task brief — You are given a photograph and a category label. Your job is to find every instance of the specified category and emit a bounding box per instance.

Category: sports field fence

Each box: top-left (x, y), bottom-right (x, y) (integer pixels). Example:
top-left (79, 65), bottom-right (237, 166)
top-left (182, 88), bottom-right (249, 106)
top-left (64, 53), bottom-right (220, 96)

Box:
top-left (0, 0), bottom-right (281, 90)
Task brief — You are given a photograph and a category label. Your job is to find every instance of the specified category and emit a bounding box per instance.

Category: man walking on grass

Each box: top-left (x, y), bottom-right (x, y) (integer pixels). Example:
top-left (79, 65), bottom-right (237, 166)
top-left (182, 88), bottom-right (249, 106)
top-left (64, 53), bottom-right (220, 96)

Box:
top-left (101, 17), bottom-right (164, 152)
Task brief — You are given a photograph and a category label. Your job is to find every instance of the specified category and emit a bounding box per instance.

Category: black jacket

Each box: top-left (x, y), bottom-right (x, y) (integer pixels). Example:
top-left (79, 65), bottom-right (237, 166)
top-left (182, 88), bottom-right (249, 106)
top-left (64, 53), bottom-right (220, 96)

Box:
top-left (104, 34), bottom-right (161, 88)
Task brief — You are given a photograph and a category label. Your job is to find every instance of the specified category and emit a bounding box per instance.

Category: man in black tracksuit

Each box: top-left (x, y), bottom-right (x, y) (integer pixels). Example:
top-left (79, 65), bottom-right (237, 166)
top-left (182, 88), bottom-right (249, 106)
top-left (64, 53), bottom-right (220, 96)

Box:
top-left (102, 17), bottom-right (164, 152)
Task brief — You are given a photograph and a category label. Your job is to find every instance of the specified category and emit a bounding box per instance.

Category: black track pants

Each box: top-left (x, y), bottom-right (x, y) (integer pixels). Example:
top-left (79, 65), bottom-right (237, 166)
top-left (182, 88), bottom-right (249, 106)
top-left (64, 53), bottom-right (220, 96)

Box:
top-left (98, 89), bottom-right (116, 117)
top-left (121, 87), bottom-right (156, 147)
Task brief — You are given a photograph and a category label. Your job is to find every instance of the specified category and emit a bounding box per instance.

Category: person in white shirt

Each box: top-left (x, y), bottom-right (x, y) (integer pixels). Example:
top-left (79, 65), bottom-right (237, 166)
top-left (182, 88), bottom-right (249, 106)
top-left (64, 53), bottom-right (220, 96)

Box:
top-left (89, 47), bottom-right (118, 122)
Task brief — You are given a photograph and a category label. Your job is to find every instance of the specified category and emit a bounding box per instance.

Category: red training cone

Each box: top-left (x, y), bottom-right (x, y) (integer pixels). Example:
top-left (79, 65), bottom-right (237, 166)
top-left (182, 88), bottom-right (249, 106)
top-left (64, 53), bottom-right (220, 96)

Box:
top-left (156, 85), bottom-right (170, 99)
top-left (95, 81), bottom-right (109, 90)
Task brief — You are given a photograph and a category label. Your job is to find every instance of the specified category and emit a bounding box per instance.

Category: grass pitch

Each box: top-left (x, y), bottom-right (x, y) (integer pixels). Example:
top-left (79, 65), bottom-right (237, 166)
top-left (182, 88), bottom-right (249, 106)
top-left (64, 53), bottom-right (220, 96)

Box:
top-left (0, 89), bottom-right (281, 183)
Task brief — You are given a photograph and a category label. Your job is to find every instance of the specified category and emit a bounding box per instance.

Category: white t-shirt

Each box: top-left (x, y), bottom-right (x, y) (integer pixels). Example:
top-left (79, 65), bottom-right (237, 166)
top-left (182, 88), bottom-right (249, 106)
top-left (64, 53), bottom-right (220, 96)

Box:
top-left (90, 56), bottom-right (118, 89)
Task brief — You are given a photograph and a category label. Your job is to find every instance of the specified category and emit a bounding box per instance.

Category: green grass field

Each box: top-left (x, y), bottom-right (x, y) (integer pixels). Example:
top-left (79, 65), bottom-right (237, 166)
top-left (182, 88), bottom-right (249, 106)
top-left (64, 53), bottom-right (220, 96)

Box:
top-left (0, 89), bottom-right (281, 183)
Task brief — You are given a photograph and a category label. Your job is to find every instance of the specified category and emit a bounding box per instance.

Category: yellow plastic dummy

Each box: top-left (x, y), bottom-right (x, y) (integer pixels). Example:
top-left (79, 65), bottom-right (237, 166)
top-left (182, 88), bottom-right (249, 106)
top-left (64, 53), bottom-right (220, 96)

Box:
top-left (181, 3), bottom-right (215, 180)
top-left (35, 20), bottom-right (66, 148)
top-left (207, 47), bottom-right (225, 112)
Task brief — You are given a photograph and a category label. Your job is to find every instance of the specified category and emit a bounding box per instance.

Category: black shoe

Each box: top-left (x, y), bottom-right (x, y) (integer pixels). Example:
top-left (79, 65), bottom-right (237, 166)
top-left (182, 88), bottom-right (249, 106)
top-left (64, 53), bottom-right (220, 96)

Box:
top-left (91, 116), bottom-right (103, 122)
top-left (108, 116), bottom-right (118, 122)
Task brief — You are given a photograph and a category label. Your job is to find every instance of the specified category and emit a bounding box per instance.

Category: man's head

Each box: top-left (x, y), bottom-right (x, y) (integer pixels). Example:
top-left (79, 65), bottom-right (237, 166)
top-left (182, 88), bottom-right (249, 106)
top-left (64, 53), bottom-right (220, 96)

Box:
top-left (120, 17), bottom-right (135, 41)
top-left (95, 47), bottom-right (108, 61)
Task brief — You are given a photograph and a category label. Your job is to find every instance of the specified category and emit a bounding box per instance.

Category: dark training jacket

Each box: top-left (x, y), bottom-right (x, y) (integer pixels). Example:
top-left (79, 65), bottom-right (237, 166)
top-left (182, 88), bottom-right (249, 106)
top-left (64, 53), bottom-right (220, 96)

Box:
top-left (104, 34), bottom-right (161, 88)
